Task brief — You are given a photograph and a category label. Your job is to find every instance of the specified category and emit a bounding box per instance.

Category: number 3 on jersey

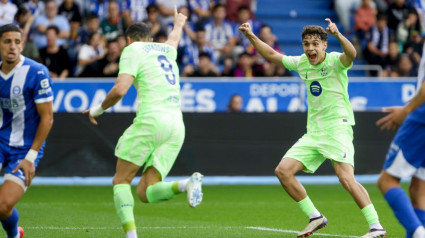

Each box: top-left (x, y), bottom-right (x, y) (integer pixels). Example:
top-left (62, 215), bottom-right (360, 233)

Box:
top-left (157, 55), bottom-right (176, 85)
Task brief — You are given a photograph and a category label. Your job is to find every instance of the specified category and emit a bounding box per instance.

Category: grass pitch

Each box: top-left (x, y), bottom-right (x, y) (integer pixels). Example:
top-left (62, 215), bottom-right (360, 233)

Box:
top-left (2, 184), bottom-right (404, 237)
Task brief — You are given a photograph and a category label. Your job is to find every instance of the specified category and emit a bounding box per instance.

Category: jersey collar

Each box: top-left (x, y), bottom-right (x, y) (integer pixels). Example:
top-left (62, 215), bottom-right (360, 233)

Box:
top-left (0, 55), bottom-right (25, 80)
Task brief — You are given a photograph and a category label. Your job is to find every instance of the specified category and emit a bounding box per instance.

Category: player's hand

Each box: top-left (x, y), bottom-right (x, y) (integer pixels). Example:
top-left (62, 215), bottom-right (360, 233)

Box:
top-left (376, 106), bottom-right (408, 131)
top-left (173, 5), bottom-right (187, 27)
top-left (12, 160), bottom-right (35, 187)
top-left (83, 109), bottom-right (99, 126)
top-left (325, 18), bottom-right (339, 37)
top-left (239, 23), bottom-right (252, 37)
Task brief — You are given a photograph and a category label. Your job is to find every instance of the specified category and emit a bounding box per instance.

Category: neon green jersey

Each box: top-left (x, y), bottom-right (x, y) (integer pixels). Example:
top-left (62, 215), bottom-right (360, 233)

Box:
top-left (118, 42), bottom-right (181, 116)
top-left (282, 52), bottom-right (355, 131)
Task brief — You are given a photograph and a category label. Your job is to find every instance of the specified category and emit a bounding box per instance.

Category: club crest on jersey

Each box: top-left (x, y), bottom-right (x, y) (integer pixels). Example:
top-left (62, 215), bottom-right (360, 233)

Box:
top-left (12, 86), bottom-right (21, 95)
top-left (310, 81), bottom-right (322, 96)
top-left (321, 67), bottom-right (328, 77)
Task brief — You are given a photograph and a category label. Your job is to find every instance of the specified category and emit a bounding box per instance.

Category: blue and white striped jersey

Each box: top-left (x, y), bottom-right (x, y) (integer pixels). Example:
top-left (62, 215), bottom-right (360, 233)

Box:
top-left (0, 56), bottom-right (53, 148)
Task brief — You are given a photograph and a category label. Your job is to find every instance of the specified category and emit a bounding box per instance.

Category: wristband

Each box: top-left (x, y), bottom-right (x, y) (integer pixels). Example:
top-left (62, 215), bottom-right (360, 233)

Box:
top-left (25, 149), bottom-right (38, 163)
top-left (89, 104), bottom-right (104, 117)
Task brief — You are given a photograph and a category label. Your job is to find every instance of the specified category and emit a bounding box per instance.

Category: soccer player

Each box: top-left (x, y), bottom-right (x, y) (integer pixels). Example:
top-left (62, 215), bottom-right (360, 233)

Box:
top-left (0, 24), bottom-right (54, 238)
top-left (84, 7), bottom-right (203, 238)
top-left (239, 19), bottom-right (386, 237)
top-left (376, 42), bottom-right (425, 237)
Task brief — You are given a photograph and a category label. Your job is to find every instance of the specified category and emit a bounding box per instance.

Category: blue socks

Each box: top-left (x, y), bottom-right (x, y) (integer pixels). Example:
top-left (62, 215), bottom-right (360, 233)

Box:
top-left (415, 208), bottom-right (425, 226)
top-left (384, 187), bottom-right (422, 236)
top-left (1, 207), bottom-right (19, 238)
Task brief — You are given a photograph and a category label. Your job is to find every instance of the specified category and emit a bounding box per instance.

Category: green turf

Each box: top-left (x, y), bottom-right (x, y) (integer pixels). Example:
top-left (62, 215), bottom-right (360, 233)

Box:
top-left (1, 184), bottom-right (405, 237)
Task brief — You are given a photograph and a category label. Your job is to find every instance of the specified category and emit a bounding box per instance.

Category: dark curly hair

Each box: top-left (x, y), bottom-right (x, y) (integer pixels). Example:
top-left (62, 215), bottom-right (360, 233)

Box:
top-left (301, 25), bottom-right (327, 42)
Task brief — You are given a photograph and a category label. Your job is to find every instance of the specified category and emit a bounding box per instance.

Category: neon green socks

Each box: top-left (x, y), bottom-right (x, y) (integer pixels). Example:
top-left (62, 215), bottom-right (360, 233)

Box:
top-left (146, 181), bottom-right (180, 203)
top-left (361, 204), bottom-right (382, 229)
top-left (298, 196), bottom-right (321, 218)
top-left (113, 184), bottom-right (136, 235)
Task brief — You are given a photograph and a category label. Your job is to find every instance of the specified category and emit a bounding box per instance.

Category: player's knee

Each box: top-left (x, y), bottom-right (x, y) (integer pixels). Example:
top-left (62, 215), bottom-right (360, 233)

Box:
top-left (274, 164), bottom-right (292, 181)
top-left (0, 201), bottom-right (13, 219)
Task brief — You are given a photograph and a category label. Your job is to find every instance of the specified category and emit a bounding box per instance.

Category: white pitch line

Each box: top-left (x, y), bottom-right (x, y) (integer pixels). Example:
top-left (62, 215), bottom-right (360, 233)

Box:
top-left (24, 226), bottom-right (237, 230)
top-left (245, 227), bottom-right (360, 238)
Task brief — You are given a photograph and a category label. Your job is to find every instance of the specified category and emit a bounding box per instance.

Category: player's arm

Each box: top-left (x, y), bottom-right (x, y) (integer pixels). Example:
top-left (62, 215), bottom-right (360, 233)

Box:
top-left (325, 18), bottom-right (356, 67)
top-left (377, 80), bottom-right (425, 130)
top-left (13, 101), bottom-right (54, 187)
top-left (83, 73), bottom-right (134, 125)
top-left (165, 6), bottom-right (188, 50)
top-left (239, 23), bottom-right (283, 66)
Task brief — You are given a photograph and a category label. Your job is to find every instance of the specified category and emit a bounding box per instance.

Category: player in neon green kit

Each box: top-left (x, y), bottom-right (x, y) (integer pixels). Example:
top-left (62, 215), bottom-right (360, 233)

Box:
top-left (84, 7), bottom-right (203, 238)
top-left (240, 19), bottom-right (386, 238)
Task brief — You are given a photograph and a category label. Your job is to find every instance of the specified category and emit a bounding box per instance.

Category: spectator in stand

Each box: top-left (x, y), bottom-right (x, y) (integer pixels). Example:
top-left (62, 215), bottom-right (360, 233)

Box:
top-left (116, 34), bottom-right (126, 52)
top-left (204, 3), bottom-right (239, 63)
top-left (393, 53), bottom-right (415, 77)
top-left (78, 13), bottom-right (101, 47)
top-left (76, 32), bottom-right (105, 77)
top-left (334, 0), bottom-right (362, 35)
top-left (221, 56), bottom-right (235, 76)
top-left (186, 52), bottom-right (219, 77)
top-left (354, 0), bottom-right (377, 41)
top-left (398, 10), bottom-right (421, 49)
top-left (387, 0), bottom-right (416, 32)
top-left (234, 5), bottom-right (261, 51)
top-left (39, 25), bottom-right (72, 79)
top-left (156, 0), bottom-right (187, 26)
top-left (13, 7), bottom-right (40, 61)
top-left (363, 13), bottom-right (391, 75)
top-left (88, 0), bottom-right (110, 21)
top-left (143, 4), bottom-right (166, 37)
top-left (182, 28), bottom-right (215, 72)
top-left (153, 30), bottom-right (167, 43)
top-left (188, 0), bottom-right (216, 25)
top-left (234, 51), bottom-right (262, 78)
top-left (99, 39), bottom-right (120, 77)
top-left (23, 0), bottom-right (45, 18)
top-left (381, 41), bottom-right (401, 77)
top-left (32, 0), bottom-right (70, 49)
top-left (227, 94), bottom-right (243, 112)
top-left (0, 0), bottom-right (18, 26)
top-left (100, 1), bottom-right (126, 40)
top-left (248, 25), bottom-right (291, 77)
top-left (59, 0), bottom-right (83, 57)
top-left (225, 0), bottom-right (253, 23)
top-left (120, 0), bottom-right (153, 23)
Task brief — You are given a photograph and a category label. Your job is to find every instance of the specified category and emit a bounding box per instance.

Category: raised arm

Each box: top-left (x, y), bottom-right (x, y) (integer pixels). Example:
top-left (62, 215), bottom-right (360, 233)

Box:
top-left (239, 23), bottom-right (283, 66)
top-left (325, 18), bottom-right (356, 67)
top-left (165, 6), bottom-right (188, 49)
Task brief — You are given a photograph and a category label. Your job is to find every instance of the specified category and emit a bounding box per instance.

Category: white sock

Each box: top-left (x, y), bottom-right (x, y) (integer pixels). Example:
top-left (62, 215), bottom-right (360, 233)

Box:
top-left (413, 226), bottom-right (425, 238)
top-left (369, 223), bottom-right (384, 230)
top-left (126, 229), bottom-right (137, 238)
top-left (308, 210), bottom-right (321, 219)
top-left (178, 179), bottom-right (189, 192)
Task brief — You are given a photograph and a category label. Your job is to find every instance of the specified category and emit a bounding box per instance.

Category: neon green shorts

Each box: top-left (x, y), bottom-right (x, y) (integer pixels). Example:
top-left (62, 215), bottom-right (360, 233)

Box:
top-left (115, 111), bottom-right (185, 179)
top-left (283, 126), bottom-right (354, 173)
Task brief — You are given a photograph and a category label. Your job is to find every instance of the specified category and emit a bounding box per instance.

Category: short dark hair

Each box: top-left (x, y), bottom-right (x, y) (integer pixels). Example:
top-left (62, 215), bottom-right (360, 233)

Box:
top-left (301, 25), bottom-right (327, 41)
top-left (213, 3), bottom-right (226, 12)
top-left (198, 52), bottom-right (211, 60)
top-left (146, 4), bottom-right (158, 14)
top-left (125, 22), bottom-right (151, 41)
top-left (0, 24), bottom-right (22, 38)
top-left (46, 25), bottom-right (60, 35)
top-left (237, 5), bottom-right (250, 12)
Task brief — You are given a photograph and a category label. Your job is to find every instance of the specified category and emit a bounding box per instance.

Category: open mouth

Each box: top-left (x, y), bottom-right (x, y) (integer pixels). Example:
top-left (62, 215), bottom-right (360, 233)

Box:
top-left (308, 53), bottom-right (317, 61)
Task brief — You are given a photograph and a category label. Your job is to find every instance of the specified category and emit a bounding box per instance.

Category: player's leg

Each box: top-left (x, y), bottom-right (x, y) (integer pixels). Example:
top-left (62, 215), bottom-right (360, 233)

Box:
top-left (334, 161), bottom-right (386, 238)
top-left (410, 175), bottom-right (425, 227)
top-left (0, 179), bottom-right (25, 238)
top-left (112, 158), bottom-right (141, 238)
top-left (378, 120), bottom-right (425, 238)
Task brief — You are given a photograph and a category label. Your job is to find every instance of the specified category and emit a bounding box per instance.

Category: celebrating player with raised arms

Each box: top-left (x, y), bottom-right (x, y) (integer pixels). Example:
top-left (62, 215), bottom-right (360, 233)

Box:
top-left (84, 6), bottom-right (203, 238)
top-left (0, 24), bottom-right (54, 238)
top-left (239, 19), bottom-right (386, 237)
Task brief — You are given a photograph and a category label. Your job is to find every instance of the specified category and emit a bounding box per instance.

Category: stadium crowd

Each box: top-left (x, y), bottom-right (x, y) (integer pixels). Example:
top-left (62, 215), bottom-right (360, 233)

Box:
top-left (0, 0), bottom-right (424, 78)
